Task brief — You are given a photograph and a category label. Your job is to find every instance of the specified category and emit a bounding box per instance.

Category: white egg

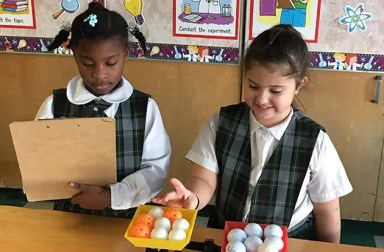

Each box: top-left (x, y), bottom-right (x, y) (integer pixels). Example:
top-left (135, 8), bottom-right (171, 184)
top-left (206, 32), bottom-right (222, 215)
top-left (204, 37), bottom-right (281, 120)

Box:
top-left (150, 227), bottom-right (168, 240)
top-left (264, 224), bottom-right (283, 238)
top-left (257, 243), bottom-right (279, 252)
top-left (172, 218), bottom-right (190, 231)
top-left (264, 235), bottom-right (284, 250)
top-left (244, 236), bottom-right (263, 252)
top-left (148, 206), bottom-right (164, 219)
top-left (244, 223), bottom-right (263, 238)
top-left (154, 217), bottom-right (171, 231)
top-left (226, 240), bottom-right (246, 252)
top-left (168, 228), bottom-right (186, 241)
top-left (227, 228), bottom-right (247, 243)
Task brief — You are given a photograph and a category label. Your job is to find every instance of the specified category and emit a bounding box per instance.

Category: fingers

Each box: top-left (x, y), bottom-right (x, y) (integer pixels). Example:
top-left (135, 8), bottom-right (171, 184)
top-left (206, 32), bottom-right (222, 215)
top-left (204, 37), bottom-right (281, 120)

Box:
top-left (70, 182), bottom-right (82, 204)
top-left (161, 191), bottom-right (178, 202)
top-left (169, 178), bottom-right (189, 195)
top-left (70, 182), bottom-right (81, 189)
top-left (70, 182), bottom-right (92, 192)
top-left (152, 191), bottom-right (177, 204)
top-left (71, 194), bottom-right (80, 204)
top-left (163, 178), bottom-right (190, 201)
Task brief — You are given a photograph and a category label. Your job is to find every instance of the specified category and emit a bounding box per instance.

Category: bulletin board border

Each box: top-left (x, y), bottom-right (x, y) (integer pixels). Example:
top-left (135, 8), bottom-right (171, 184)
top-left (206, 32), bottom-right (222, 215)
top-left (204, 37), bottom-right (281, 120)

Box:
top-left (2, 35), bottom-right (384, 72)
top-left (309, 51), bottom-right (384, 73)
top-left (0, 35), bottom-right (240, 65)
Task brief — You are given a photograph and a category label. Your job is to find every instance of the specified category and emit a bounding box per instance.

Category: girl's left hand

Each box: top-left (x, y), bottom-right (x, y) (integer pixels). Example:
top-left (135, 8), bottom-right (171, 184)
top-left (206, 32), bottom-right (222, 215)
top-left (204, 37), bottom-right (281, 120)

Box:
top-left (70, 182), bottom-right (111, 210)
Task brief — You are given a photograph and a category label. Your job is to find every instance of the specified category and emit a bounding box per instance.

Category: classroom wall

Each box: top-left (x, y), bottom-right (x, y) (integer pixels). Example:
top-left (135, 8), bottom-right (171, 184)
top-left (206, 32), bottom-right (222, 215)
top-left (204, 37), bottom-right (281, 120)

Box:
top-left (1, 53), bottom-right (384, 221)
top-left (0, 53), bottom-right (242, 190)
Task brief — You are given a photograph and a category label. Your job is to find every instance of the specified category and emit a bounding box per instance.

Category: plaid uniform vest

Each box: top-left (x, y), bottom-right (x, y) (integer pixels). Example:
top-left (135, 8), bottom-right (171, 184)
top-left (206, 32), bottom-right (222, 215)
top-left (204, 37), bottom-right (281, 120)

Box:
top-left (208, 102), bottom-right (323, 228)
top-left (52, 88), bottom-right (149, 218)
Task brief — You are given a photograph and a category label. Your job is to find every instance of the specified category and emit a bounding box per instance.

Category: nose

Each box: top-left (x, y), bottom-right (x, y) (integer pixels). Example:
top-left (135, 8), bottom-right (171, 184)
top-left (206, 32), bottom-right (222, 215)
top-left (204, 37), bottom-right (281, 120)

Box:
top-left (255, 89), bottom-right (269, 105)
top-left (92, 64), bottom-right (107, 80)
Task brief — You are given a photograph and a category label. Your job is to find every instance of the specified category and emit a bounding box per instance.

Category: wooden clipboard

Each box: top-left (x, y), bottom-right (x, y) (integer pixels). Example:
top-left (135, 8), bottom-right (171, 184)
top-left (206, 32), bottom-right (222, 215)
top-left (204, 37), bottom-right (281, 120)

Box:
top-left (9, 118), bottom-right (117, 202)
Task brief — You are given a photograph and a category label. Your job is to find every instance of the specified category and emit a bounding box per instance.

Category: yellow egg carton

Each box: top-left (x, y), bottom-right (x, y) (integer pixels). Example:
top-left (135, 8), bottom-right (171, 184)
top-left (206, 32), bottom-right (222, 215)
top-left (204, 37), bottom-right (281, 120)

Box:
top-left (124, 204), bottom-right (198, 250)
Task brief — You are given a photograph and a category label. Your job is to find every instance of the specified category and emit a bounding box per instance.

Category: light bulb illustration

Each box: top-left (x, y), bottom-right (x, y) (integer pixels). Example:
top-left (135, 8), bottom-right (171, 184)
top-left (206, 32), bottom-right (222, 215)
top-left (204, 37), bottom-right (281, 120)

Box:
top-left (123, 0), bottom-right (144, 25)
top-left (17, 39), bottom-right (27, 49)
top-left (149, 46), bottom-right (160, 56)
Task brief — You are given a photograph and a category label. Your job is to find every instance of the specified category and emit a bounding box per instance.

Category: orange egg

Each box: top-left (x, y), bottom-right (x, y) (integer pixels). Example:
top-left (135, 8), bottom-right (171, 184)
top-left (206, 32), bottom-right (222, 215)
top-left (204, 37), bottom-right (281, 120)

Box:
top-left (135, 213), bottom-right (155, 229)
top-left (129, 223), bottom-right (151, 238)
top-left (163, 208), bottom-right (183, 224)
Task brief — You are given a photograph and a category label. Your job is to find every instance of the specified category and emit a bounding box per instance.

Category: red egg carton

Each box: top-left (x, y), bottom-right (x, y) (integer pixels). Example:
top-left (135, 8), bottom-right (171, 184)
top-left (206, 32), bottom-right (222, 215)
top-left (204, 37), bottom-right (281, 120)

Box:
top-left (221, 221), bottom-right (288, 252)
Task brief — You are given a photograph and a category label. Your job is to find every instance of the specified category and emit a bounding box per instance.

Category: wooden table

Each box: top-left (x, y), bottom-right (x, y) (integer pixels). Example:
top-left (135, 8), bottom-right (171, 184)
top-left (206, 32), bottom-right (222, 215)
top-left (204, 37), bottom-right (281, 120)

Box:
top-left (0, 206), bottom-right (383, 252)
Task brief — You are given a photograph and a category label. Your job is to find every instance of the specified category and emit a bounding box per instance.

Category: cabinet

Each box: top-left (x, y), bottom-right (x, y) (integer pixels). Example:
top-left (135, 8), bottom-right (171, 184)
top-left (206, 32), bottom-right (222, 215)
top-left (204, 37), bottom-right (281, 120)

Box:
top-left (298, 70), bottom-right (384, 221)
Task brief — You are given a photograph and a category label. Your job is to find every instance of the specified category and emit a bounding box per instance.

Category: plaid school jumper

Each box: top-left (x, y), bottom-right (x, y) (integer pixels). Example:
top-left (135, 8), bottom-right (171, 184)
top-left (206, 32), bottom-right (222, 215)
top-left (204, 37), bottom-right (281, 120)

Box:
top-left (52, 88), bottom-right (149, 218)
top-left (209, 102), bottom-right (323, 231)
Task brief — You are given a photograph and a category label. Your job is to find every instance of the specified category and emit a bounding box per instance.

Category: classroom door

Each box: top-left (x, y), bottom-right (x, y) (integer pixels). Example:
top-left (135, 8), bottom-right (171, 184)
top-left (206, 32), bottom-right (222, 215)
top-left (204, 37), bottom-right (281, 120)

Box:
top-left (297, 70), bottom-right (384, 221)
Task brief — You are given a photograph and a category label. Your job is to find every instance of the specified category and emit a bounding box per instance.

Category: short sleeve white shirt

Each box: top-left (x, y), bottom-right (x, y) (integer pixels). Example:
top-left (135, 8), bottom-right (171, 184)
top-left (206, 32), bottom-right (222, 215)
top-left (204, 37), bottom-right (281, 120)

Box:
top-left (186, 108), bottom-right (353, 230)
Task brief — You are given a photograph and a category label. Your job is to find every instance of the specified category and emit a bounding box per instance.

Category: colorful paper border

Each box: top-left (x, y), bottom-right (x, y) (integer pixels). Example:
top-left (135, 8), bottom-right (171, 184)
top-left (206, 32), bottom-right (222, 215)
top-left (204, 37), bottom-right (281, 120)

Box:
top-left (2, 35), bottom-right (384, 72)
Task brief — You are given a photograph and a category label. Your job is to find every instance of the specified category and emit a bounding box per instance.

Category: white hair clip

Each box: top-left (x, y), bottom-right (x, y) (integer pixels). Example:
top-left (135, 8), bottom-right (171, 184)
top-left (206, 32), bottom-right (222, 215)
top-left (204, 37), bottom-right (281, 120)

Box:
top-left (128, 21), bottom-right (139, 35)
top-left (60, 21), bottom-right (72, 32)
top-left (84, 14), bottom-right (98, 27)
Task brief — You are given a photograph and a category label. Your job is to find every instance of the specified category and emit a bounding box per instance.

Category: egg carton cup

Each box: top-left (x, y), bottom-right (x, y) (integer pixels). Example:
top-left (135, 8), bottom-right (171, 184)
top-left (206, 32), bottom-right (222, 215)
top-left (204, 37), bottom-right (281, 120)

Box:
top-left (125, 204), bottom-right (198, 251)
top-left (221, 221), bottom-right (288, 252)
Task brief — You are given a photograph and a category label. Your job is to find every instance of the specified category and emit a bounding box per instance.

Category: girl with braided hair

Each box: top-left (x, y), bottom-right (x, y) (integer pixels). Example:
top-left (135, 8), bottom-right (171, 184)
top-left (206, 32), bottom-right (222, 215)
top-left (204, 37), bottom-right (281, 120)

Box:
top-left (36, 2), bottom-right (171, 218)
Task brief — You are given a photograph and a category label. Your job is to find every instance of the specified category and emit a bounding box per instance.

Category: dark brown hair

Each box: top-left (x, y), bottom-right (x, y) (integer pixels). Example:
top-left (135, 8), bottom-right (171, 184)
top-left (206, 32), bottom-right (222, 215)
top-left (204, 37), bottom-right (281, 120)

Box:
top-left (244, 24), bottom-right (309, 83)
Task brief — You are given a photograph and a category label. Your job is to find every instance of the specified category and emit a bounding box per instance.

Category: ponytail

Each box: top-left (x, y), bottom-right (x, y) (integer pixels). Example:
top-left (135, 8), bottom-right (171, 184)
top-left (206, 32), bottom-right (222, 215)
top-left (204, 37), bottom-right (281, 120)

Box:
top-left (47, 29), bottom-right (70, 51)
top-left (129, 26), bottom-right (146, 53)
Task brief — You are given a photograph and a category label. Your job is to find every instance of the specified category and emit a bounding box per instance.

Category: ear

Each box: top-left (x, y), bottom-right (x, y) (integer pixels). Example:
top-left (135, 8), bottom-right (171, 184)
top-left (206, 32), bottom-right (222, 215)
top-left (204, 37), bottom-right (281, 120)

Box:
top-left (295, 76), bottom-right (308, 94)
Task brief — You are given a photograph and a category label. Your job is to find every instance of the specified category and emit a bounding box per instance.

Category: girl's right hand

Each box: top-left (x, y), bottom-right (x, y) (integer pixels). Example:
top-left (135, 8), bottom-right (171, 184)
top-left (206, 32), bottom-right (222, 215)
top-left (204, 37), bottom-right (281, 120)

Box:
top-left (151, 178), bottom-right (198, 209)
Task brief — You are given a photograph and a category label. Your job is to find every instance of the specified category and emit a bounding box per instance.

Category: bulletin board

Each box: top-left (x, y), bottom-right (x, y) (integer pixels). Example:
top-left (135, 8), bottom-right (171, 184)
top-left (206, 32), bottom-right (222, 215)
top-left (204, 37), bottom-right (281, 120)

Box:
top-left (1, 1), bottom-right (384, 71)
top-left (246, 0), bottom-right (384, 73)
top-left (0, 0), bottom-right (242, 64)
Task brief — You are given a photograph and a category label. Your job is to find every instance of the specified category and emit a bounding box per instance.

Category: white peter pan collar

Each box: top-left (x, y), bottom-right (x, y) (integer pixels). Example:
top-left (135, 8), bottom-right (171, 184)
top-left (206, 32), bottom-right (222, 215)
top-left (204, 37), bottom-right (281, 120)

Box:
top-left (66, 75), bottom-right (133, 105)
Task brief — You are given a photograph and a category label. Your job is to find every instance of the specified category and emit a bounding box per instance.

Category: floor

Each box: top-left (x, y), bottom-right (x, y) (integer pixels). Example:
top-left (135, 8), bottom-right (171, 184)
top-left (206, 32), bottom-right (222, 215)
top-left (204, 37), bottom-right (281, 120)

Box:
top-left (1, 188), bottom-right (384, 248)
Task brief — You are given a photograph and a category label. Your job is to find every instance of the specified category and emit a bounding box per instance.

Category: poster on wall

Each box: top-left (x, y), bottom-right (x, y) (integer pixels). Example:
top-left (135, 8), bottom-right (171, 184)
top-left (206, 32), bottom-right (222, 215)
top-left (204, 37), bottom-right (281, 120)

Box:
top-left (173, 0), bottom-right (240, 40)
top-left (107, 0), bottom-right (240, 63)
top-left (248, 0), bottom-right (321, 43)
top-left (244, 0), bottom-right (384, 73)
top-left (0, 0), bottom-right (241, 65)
top-left (1, 1), bottom-right (383, 70)
top-left (0, 0), bottom-right (36, 29)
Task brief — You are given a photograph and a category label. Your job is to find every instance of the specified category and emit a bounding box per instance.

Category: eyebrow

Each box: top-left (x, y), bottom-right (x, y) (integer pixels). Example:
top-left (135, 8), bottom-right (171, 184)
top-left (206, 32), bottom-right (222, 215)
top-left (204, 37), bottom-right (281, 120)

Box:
top-left (78, 54), bottom-right (121, 60)
top-left (247, 78), bottom-right (285, 88)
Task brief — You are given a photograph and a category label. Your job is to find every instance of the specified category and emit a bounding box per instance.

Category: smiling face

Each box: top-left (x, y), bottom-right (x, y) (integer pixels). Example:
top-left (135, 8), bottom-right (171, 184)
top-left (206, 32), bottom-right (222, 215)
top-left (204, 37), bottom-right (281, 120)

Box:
top-left (73, 39), bottom-right (128, 96)
top-left (243, 62), bottom-right (306, 128)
